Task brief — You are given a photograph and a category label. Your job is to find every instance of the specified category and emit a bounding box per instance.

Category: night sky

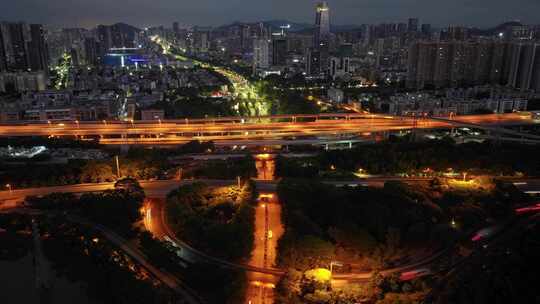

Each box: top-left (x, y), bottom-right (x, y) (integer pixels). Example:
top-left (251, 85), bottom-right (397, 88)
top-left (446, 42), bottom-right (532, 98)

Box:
top-left (1, 0), bottom-right (539, 28)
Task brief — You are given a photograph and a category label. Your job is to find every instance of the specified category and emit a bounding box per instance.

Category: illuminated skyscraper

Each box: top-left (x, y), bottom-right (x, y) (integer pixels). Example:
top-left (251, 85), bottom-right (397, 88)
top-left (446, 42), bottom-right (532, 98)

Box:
top-left (312, 1), bottom-right (330, 75)
top-left (314, 1), bottom-right (330, 48)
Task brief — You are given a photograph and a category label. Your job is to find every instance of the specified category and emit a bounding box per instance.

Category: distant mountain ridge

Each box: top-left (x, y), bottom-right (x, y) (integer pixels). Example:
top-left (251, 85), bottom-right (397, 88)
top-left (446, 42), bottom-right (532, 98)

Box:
top-left (108, 22), bottom-right (141, 32)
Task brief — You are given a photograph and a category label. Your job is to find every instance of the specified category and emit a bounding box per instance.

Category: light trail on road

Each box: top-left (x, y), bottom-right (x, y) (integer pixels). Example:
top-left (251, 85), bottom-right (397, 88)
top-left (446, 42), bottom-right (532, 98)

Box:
top-left (0, 113), bottom-right (534, 146)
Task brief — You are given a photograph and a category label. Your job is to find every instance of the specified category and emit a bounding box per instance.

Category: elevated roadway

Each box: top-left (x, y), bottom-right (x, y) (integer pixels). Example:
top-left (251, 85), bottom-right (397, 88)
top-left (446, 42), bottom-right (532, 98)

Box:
top-left (0, 113), bottom-right (536, 146)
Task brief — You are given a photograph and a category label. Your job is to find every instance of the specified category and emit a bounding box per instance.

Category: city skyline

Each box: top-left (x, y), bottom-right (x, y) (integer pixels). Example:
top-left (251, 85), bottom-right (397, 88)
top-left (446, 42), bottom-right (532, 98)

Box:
top-left (0, 1), bottom-right (540, 304)
top-left (0, 0), bottom-right (539, 29)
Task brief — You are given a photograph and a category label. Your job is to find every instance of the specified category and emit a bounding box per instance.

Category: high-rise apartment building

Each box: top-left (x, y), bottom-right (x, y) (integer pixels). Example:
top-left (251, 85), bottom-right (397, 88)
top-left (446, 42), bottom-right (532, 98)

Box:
top-left (28, 24), bottom-right (48, 71)
top-left (0, 22), bottom-right (49, 72)
top-left (408, 18), bottom-right (419, 32)
top-left (253, 39), bottom-right (269, 72)
top-left (194, 27), bottom-right (211, 52)
top-left (407, 41), bottom-right (540, 91)
top-left (445, 26), bottom-right (470, 41)
top-left (306, 48), bottom-right (321, 76)
top-left (421, 24), bottom-right (432, 37)
top-left (329, 56), bottom-right (350, 80)
top-left (8, 23), bottom-right (29, 71)
top-left (84, 37), bottom-right (99, 66)
top-left (507, 43), bottom-right (540, 91)
top-left (272, 38), bottom-right (287, 66)
top-left (0, 28), bottom-right (6, 72)
top-left (97, 23), bottom-right (137, 52)
top-left (240, 24), bottom-right (251, 52)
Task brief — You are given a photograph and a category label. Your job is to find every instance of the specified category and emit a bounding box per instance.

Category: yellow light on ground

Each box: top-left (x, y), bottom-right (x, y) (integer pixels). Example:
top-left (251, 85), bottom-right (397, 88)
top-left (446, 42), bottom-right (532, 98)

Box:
top-left (305, 268), bottom-right (332, 283)
top-left (256, 153), bottom-right (271, 159)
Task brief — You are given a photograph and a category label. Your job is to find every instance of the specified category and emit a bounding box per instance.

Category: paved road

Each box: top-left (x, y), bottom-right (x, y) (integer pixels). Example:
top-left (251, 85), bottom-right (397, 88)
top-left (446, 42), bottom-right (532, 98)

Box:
top-left (245, 193), bottom-right (284, 304)
top-left (0, 179), bottom-right (238, 208)
top-left (145, 198), bottom-right (284, 275)
top-left (3, 177), bottom-right (538, 283)
top-left (0, 113), bottom-right (534, 146)
top-left (0, 177), bottom-right (434, 208)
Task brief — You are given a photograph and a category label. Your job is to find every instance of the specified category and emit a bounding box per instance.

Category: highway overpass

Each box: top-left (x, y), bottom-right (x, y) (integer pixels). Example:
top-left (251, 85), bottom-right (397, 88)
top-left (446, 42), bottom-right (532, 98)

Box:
top-left (0, 113), bottom-right (536, 146)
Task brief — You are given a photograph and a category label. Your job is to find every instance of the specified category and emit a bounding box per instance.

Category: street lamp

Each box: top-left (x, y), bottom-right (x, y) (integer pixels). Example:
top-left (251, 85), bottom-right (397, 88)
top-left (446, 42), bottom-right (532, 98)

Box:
top-left (115, 156), bottom-right (121, 178)
top-left (329, 261), bottom-right (343, 275)
top-left (177, 168), bottom-right (183, 181)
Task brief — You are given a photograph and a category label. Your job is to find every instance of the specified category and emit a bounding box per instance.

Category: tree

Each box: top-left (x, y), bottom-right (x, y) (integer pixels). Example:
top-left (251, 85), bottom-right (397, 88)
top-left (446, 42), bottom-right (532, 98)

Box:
top-left (25, 192), bottom-right (78, 210)
top-left (80, 161), bottom-right (114, 183)
top-left (278, 234), bottom-right (335, 270)
top-left (114, 177), bottom-right (145, 200)
top-left (165, 182), bottom-right (256, 261)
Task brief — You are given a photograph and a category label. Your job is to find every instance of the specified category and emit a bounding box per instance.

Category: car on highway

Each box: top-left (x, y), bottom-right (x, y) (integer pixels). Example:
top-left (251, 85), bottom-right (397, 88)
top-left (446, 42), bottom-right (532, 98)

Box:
top-left (515, 203), bottom-right (540, 214)
top-left (471, 225), bottom-right (503, 242)
top-left (399, 268), bottom-right (431, 281)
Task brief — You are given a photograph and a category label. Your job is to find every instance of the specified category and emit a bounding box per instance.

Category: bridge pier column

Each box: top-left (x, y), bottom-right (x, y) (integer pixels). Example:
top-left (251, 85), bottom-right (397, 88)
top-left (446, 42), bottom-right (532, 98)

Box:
top-left (349, 141), bottom-right (353, 149)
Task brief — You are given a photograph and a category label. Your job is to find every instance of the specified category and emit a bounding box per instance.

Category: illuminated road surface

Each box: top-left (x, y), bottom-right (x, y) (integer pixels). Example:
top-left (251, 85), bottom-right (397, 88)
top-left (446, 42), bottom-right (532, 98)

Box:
top-left (0, 177), bottom-right (496, 208)
top-left (0, 113), bottom-right (535, 146)
top-left (255, 155), bottom-right (276, 181)
top-left (2, 177), bottom-right (539, 295)
top-left (246, 194), bottom-right (284, 304)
